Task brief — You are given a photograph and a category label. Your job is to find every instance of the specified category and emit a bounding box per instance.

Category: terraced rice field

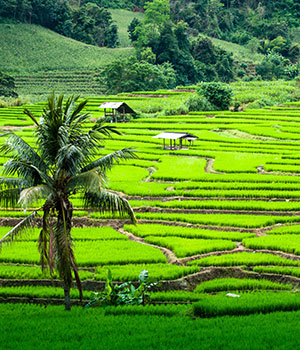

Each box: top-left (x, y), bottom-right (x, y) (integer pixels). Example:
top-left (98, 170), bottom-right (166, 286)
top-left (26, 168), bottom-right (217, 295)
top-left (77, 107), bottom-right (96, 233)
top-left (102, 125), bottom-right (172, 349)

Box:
top-left (14, 71), bottom-right (104, 96)
top-left (2, 90), bottom-right (300, 318)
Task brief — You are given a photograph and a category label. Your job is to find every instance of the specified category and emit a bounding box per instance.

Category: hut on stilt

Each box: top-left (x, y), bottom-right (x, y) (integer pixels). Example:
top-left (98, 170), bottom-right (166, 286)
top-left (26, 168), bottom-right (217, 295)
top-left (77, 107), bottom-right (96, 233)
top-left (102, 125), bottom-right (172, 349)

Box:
top-left (99, 102), bottom-right (136, 122)
top-left (153, 132), bottom-right (198, 150)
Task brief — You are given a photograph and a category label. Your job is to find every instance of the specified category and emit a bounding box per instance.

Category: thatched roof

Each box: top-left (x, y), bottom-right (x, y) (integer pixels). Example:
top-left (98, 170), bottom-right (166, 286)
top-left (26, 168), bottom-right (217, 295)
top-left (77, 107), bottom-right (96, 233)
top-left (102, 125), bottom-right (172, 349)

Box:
top-left (153, 132), bottom-right (197, 140)
top-left (99, 102), bottom-right (136, 114)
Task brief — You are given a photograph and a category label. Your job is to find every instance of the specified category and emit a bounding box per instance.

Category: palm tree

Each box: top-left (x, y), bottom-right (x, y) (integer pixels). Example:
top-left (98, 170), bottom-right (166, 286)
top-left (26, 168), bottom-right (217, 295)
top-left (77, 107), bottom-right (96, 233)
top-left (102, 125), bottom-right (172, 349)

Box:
top-left (0, 93), bottom-right (137, 310)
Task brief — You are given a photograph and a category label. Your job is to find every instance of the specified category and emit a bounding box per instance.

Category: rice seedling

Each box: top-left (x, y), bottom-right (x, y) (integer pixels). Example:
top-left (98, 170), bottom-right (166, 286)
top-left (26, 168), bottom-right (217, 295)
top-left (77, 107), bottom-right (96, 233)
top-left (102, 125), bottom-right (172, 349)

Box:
top-left (243, 235), bottom-right (300, 255)
top-left (135, 213), bottom-right (300, 228)
top-left (193, 291), bottom-right (300, 317)
top-left (124, 223), bottom-right (254, 241)
top-left (143, 236), bottom-right (236, 258)
top-left (94, 264), bottom-right (199, 282)
top-left (194, 278), bottom-right (292, 293)
top-left (187, 252), bottom-right (300, 267)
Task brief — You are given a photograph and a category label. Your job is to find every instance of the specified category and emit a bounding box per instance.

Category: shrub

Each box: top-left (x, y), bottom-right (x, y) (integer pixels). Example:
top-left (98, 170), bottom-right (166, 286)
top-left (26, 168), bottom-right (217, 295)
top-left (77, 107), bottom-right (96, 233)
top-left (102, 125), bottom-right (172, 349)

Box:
top-left (255, 52), bottom-right (288, 80)
top-left (0, 71), bottom-right (18, 97)
top-left (85, 270), bottom-right (156, 308)
top-left (183, 94), bottom-right (213, 112)
top-left (162, 105), bottom-right (188, 115)
top-left (196, 82), bottom-right (233, 110)
top-left (102, 58), bottom-right (176, 94)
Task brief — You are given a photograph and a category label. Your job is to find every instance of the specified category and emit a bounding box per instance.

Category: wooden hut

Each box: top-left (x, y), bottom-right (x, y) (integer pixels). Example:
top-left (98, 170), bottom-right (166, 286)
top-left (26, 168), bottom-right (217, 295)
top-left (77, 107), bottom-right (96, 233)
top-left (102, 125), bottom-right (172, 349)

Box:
top-left (153, 132), bottom-right (198, 150)
top-left (99, 102), bottom-right (136, 122)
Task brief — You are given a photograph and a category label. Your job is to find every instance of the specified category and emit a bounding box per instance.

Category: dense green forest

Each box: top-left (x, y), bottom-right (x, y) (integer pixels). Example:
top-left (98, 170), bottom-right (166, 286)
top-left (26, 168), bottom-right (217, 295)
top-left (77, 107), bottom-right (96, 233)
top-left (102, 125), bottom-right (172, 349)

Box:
top-left (1, 0), bottom-right (300, 94)
top-left (3, 0), bottom-right (300, 49)
top-left (0, 0), bottom-right (118, 47)
top-left (103, 0), bottom-right (300, 89)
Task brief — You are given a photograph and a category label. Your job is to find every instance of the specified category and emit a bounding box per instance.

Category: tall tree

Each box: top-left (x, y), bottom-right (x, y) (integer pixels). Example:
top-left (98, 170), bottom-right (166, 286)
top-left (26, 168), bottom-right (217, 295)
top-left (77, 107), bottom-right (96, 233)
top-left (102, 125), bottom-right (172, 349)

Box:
top-left (144, 0), bottom-right (171, 29)
top-left (0, 71), bottom-right (18, 98)
top-left (0, 93), bottom-right (137, 310)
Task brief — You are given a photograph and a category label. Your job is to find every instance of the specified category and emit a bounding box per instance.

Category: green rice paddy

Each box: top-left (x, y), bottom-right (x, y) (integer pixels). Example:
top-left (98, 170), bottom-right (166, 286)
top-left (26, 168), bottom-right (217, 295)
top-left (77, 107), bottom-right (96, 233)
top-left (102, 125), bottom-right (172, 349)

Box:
top-left (2, 86), bottom-right (300, 347)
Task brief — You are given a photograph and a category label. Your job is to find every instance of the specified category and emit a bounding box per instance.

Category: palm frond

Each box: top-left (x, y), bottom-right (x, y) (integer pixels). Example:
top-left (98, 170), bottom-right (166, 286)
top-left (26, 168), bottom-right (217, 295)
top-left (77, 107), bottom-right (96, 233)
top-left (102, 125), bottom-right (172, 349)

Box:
top-left (23, 108), bottom-right (40, 126)
top-left (81, 148), bottom-right (138, 173)
top-left (1, 160), bottom-right (51, 189)
top-left (63, 95), bottom-right (73, 118)
top-left (54, 198), bottom-right (74, 289)
top-left (0, 133), bottom-right (45, 170)
top-left (66, 170), bottom-right (104, 193)
top-left (70, 114), bottom-right (92, 135)
top-left (38, 202), bottom-right (55, 272)
top-left (29, 164), bottom-right (53, 187)
top-left (70, 252), bottom-right (83, 301)
top-left (91, 121), bottom-right (123, 138)
top-left (57, 125), bottom-right (69, 147)
top-left (18, 185), bottom-right (52, 210)
top-left (56, 94), bottom-right (64, 118)
top-left (68, 99), bottom-right (88, 124)
top-left (0, 211), bottom-right (37, 249)
top-left (47, 92), bottom-right (57, 121)
top-left (83, 190), bottom-right (137, 224)
top-left (48, 227), bottom-right (55, 275)
top-left (55, 144), bottom-right (84, 177)
top-left (0, 177), bottom-right (30, 189)
top-left (1, 159), bottom-right (37, 180)
top-left (39, 218), bottom-right (49, 271)
top-left (53, 221), bottom-right (73, 288)
top-left (0, 188), bottom-right (23, 208)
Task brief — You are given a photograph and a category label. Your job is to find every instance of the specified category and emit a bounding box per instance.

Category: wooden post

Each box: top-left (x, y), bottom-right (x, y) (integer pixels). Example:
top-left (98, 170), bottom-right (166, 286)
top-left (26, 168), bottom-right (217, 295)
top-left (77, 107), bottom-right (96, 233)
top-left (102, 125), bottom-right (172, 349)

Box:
top-left (163, 138), bottom-right (165, 149)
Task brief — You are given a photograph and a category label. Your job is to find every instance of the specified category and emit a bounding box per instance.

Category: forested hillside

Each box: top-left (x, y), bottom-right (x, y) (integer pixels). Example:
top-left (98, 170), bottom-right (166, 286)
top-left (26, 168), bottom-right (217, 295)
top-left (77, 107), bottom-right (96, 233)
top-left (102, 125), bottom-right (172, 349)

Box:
top-left (1, 0), bottom-right (300, 96)
top-left (0, 0), bottom-right (119, 47)
top-left (170, 1), bottom-right (300, 42)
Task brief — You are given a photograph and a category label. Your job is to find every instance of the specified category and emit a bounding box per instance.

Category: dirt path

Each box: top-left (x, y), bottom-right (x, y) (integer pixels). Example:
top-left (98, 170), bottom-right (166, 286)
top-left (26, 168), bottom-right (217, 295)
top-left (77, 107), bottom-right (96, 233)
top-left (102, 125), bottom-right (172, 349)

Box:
top-left (257, 165), bottom-right (300, 177)
top-left (205, 158), bottom-right (224, 174)
top-left (118, 228), bottom-right (180, 264)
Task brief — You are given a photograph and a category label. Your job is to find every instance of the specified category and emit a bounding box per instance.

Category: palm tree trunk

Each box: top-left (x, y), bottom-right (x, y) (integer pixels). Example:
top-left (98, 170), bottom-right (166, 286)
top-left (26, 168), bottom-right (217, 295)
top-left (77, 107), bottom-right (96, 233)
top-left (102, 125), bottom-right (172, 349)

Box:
top-left (64, 282), bottom-right (71, 311)
top-left (55, 197), bottom-right (74, 311)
